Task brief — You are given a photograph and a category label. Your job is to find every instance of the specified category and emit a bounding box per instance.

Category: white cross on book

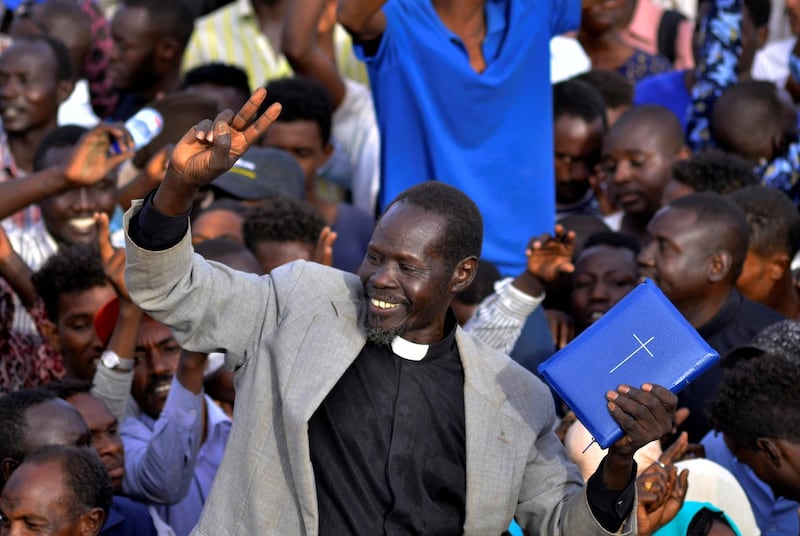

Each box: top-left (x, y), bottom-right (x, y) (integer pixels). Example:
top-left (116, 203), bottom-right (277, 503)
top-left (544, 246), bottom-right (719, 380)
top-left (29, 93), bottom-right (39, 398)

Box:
top-left (609, 333), bottom-right (655, 374)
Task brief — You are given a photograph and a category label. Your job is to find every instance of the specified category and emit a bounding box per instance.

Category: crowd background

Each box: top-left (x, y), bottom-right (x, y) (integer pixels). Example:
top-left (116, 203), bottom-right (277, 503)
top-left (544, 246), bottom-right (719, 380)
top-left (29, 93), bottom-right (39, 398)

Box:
top-left (0, 0), bottom-right (799, 534)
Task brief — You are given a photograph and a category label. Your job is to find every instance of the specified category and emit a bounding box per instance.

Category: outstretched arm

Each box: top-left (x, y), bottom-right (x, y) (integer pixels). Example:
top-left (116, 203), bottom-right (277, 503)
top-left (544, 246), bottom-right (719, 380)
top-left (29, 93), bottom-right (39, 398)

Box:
top-left (282, 0), bottom-right (346, 107)
top-left (0, 124), bottom-right (133, 221)
top-left (337, 0), bottom-right (387, 43)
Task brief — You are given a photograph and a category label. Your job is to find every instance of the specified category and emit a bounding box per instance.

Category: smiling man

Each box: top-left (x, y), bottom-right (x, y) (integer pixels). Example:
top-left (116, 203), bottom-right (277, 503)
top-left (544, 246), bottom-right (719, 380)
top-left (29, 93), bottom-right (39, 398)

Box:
top-left (124, 90), bottom-right (678, 535)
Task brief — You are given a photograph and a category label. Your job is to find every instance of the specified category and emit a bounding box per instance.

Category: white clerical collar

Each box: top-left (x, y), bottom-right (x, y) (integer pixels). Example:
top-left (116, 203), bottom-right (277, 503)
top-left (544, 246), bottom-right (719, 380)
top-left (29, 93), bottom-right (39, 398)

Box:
top-left (391, 336), bottom-right (429, 361)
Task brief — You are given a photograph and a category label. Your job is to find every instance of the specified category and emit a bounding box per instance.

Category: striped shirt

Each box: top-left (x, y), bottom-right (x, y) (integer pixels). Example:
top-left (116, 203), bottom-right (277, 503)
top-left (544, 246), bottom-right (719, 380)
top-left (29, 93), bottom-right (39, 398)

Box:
top-left (181, 0), bottom-right (368, 87)
top-left (463, 277), bottom-right (545, 355)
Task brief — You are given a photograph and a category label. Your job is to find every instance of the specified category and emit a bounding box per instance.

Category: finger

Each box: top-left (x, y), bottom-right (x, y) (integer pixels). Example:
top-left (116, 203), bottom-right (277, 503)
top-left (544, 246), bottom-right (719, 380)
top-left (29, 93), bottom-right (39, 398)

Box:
top-left (243, 102), bottom-right (282, 146)
top-left (106, 149), bottom-right (135, 169)
top-left (94, 213), bottom-right (114, 261)
top-left (673, 407), bottom-right (690, 429)
top-left (607, 386), bottom-right (671, 439)
top-left (660, 432), bottom-right (689, 465)
top-left (207, 109), bottom-right (234, 144)
top-left (231, 87), bottom-right (268, 131)
top-left (557, 261), bottom-right (575, 274)
top-left (642, 383), bottom-right (679, 414)
top-left (674, 469), bottom-right (690, 500)
top-left (194, 119), bottom-right (214, 142)
top-left (209, 111), bottom-right (234, 167)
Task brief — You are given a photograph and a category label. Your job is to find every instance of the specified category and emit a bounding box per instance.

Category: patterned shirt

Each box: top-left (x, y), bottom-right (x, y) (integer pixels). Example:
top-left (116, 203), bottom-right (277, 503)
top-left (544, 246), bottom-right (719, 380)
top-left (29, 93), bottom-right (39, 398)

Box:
top-left (686, 0), bottom-right (800, 204)
top-left (0, 279), bottom-right (64, 394)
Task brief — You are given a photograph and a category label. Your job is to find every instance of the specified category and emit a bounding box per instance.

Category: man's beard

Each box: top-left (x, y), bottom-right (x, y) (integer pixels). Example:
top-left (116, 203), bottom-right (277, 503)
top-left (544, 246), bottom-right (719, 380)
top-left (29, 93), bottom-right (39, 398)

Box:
top-left (364, 312), bottom-right (406, 348)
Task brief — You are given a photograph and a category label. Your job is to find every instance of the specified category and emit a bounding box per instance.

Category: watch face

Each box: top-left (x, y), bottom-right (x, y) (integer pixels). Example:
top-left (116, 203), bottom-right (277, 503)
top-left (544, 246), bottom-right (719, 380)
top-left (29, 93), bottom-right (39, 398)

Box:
top-left (102, 353), bottom-right (118, 368)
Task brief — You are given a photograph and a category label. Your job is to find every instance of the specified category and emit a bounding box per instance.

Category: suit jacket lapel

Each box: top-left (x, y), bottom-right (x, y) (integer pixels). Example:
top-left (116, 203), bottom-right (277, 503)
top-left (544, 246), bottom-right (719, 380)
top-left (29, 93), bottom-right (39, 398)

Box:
top-left (282, 298), bottom-right (367, 536)
top-left (457, 330), bottom-right (522, 533)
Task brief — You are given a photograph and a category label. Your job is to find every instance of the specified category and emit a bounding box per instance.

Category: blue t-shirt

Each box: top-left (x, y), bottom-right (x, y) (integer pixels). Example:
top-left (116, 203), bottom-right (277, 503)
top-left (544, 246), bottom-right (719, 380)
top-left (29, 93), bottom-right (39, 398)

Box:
top-left (356, 0), bottom-right (580, 275)
top-left (634, 69), bottom-right (692, 133)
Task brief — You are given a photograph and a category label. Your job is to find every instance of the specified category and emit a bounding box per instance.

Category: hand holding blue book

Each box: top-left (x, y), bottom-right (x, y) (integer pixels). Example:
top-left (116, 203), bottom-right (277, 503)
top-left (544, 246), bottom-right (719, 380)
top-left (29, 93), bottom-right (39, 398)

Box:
top-left (537, 279), bottom-right (718, 449)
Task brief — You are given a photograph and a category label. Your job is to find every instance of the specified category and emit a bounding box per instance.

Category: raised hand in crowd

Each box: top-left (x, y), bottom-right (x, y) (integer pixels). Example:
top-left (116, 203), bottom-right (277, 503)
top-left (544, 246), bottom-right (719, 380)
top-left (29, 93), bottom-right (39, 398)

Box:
top-left (118, 143), bottom-right (173, 211)
top-left (511, 224), bottom-right (576, 298)
top-left (636, 432), bottom-right (690, 536)
top-left (154, 88), bottom-right (282, 215)
top-left (313, 226), bottom-right (338, 267)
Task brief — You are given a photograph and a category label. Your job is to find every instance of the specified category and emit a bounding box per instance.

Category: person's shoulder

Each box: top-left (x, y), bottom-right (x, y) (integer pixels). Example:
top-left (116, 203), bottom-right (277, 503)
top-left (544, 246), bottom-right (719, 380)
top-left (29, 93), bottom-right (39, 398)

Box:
top-left (106, 496), bottom-right (157, 534)
top-left (269, 259), bottom-right (363, 299)
top-left (737, 293), bottom-right (785, 327)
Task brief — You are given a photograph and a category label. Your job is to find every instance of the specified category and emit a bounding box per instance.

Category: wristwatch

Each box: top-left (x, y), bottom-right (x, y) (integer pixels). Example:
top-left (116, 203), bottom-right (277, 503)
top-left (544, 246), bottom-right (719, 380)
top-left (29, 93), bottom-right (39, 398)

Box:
top-left (100, 350), bottom-right (135, 372)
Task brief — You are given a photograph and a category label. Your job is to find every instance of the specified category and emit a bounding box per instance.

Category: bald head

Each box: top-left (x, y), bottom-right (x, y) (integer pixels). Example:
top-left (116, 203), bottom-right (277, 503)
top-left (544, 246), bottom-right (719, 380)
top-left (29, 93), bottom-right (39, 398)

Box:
top-left (608, 105), bottom-right (685, 154)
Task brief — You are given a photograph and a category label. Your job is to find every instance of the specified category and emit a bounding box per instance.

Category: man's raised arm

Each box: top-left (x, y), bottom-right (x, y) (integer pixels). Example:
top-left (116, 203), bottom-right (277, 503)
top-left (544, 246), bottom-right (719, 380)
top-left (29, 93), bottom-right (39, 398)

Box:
top-left (337, 0), bottom-right (387, 44)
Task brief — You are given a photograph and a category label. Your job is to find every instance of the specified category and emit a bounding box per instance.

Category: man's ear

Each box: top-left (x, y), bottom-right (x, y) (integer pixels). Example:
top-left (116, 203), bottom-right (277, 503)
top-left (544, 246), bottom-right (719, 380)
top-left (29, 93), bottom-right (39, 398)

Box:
top-left (756, 437), bottom-right (782, 467)
top-left (39, 318), bottom-right (61, 353)
top-left (450, 256), bottom-right (477, 294)
top-left (1, 457), bottom-right (19, 483)
top-left (707, 250), bottom-right (733, 282)
top-left (78, 507), bottom-right (105, 536)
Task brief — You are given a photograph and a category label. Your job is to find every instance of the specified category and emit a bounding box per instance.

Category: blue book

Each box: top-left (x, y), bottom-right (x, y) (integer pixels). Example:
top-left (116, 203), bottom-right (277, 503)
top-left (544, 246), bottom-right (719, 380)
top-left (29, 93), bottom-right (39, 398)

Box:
top-left (537, 279), bottom-right (718, 449)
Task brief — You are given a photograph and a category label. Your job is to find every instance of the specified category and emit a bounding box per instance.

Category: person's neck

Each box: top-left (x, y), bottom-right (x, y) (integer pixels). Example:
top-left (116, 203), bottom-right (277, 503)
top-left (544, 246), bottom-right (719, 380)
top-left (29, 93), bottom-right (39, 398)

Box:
top-left (678, 287), bottom-right (731, 328)
top-left (619, 212), bottom-right (652, 248)
top-left (577, 28), bottom-right (627, 54)
top-left (8, 123), bottom-right (56, 173)
top-left (143, 69), bottom-right (182, 102)
top-left (433, 0), bottom-right (485, 33)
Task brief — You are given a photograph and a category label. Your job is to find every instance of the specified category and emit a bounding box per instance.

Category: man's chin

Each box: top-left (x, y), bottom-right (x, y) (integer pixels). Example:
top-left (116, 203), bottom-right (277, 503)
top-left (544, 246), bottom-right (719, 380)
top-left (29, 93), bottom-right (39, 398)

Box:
top-left (364, 317), bottom-right (405, 348)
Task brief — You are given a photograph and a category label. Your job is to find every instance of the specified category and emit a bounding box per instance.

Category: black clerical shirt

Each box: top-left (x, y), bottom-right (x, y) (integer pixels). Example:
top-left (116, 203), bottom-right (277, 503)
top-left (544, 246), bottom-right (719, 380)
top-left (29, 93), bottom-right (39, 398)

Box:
top-left (309, 320), bottom-right (466, 535)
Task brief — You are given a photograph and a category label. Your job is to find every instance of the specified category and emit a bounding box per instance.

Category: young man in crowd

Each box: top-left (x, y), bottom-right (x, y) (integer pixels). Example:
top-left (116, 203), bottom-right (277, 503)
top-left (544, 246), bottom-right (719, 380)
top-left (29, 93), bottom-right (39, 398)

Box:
top-left (728, 185), bottom-right (800, 319)
top-left (601, 105), bottom-right (689, 246)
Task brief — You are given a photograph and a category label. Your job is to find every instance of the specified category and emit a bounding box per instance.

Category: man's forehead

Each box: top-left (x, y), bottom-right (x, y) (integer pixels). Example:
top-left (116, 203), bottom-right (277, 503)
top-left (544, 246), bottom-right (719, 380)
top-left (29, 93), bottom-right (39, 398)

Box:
top-left (0, 40), bottom-right (54, 67)
top-left (24, 400), bottom-right (89, 444)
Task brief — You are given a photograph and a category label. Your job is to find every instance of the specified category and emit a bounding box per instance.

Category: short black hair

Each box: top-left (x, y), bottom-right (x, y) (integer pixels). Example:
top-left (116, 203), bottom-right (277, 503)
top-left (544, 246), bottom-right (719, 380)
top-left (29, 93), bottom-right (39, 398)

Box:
top-left (744, 0), bottom-right (771, 27)
top-left (581, 231), bottom-right (641, 257)
top-left (385, 182), bottom-right (483, 270)
top-left (43, 379), bottom-right (93, 400)
top-left (671, 149), bottom-right (759, 195)
top-left (6, 35), bottom-right (72, 81)
top-left (23, 444), bottom-right (113, 518)
top-left (121, 0), bottom-right (195, 48)
top-left (709, 352), bottom-right (800, 447)
top-left (261, 76), bottom-right (334, 145)
top-left (33, 125), bottom-right (88, 172)
top-left (183, 62), bottom-right (251, 97)
top-left (573, 70), bottom-right (634, 109)
top-left (553, 78), bottom-right (607, 126)
top-left (0, 389), bottom-right (57, 468)
top-left (31, 243), bottom-right (107, 322)
top-left (668, 193), bottom-right (749, 280)
top-left (728, 185), bottom-right (800, 258)
top-left (711, 81), bottom-right (792, 161)
top-left (243, 196), bottom-right (326, 251)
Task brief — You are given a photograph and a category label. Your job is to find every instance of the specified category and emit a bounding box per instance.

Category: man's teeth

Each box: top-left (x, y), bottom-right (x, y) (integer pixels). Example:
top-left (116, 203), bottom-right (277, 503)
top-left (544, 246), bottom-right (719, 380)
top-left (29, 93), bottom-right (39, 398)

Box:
top-left (589, 311), bottom-right (605, 321)
top-left (153, 383), bottom-right (171, 395)
top-left (371, 298), bottom-right (400, 310)
top-left (69, 217), bottom-right (96, 231)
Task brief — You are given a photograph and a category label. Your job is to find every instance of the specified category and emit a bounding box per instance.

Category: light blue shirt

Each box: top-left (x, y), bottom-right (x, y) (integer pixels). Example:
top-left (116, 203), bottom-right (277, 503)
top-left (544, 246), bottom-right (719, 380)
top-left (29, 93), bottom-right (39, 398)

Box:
top-left (121, 379), bottom-right (231, 536)
top-left (702, 431), bottom-right (800, 536)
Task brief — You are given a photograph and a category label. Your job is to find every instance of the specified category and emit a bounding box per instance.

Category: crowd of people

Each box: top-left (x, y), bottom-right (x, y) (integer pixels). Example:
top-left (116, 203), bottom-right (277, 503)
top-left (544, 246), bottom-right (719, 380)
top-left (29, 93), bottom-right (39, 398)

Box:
top-left (0, 0), bottom-right (798, 534)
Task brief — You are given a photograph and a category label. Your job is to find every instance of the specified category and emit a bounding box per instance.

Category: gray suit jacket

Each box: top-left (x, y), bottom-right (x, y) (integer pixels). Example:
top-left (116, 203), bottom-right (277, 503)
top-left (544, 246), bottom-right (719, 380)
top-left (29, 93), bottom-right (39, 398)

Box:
top-left (124, 203), bottom-right (635, 535)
